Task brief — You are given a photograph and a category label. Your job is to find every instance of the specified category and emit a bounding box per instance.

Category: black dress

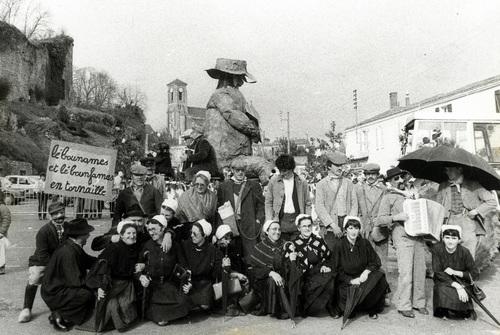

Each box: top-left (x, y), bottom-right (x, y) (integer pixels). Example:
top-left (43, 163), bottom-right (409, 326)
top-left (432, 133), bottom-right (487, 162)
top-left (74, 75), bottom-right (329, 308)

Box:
top-left (249, 237), bottom-right (295, 318)
top-left (177, 239), bottom-right (222, 308)
top-left (286, 234), bottom-right (335, 316)
top-left (139, 240), bottom-right (190, 322)
top-left (432, 242), bottom-right (476, 317)
top-left (335, 236), bottom-right (389, 316)
top-left (98, 240), bottom-right (139, 331)
top-left (41, 239), bottom-right (96, 325)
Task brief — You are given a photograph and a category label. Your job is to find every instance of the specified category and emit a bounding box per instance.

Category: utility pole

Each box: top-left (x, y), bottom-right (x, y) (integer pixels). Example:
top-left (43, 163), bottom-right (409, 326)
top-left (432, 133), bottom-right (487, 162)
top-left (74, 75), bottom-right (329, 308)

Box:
top-left (353, 89), bottom-right (358, 144)
top-left (287, 111), bottom-right (291, 155)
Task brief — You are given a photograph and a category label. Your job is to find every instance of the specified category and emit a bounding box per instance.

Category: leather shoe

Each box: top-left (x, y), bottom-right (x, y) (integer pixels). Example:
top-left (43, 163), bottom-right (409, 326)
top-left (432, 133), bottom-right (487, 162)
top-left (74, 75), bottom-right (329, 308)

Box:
top-left (18, 308), bottom-right (32, 323)
top-left (414, 307), bottom-right (429, 315)
top-left (369, 313), bottom-right (378, 319)
top-left (398, 310), bottom-right (415, 318)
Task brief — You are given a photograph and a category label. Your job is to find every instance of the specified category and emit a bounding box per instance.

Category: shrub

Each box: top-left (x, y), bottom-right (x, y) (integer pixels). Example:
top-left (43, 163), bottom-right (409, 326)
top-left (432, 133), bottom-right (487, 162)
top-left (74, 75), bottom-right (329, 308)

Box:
top-left (58, 106), bottom-right (70, 124)
top-left (34, 86), bottom-right (45, 102)
top-left (0, 77), bottom-right (11, 100)
top-left (85, 121), bottom-right (109, 135)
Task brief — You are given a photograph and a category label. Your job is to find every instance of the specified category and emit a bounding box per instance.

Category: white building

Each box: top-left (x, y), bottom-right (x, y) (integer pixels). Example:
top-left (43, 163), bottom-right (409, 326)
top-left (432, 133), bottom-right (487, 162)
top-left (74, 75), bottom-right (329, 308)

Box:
top-left (345, 75), bottom-right (500, 173)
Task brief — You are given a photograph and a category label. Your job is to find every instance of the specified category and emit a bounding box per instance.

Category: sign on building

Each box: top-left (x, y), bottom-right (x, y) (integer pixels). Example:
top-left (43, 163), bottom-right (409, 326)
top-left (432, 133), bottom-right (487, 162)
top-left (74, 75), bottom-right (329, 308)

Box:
top-left (45, 140), bottom-right (117, 201)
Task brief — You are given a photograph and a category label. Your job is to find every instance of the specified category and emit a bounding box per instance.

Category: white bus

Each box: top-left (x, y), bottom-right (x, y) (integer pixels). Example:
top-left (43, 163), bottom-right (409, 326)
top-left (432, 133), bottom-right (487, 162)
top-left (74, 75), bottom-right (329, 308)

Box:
top-left (345, 75), bottom-right (500, 174)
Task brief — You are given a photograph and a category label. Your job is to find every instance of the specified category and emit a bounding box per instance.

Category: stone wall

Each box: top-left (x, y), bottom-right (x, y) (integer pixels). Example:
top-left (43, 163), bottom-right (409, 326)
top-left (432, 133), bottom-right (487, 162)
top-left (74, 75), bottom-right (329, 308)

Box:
top-left (0, 156), bottom-right (33, 176)
top-left (0, 21), bottom-right (73, 105)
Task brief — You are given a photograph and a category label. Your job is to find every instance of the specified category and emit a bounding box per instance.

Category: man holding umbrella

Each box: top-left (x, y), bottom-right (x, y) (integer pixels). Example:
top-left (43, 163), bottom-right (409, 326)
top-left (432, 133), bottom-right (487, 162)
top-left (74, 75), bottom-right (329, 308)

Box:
top-left (436, 164), bottom-right (497, 260)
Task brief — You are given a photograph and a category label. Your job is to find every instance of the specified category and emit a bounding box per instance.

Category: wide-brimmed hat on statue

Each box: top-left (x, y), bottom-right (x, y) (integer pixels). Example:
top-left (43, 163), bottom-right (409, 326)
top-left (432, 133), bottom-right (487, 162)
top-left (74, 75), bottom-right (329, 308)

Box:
top-left (64, 218), bottom-right (95, 236)
top-left (206, 58), bottom-right (257, 83)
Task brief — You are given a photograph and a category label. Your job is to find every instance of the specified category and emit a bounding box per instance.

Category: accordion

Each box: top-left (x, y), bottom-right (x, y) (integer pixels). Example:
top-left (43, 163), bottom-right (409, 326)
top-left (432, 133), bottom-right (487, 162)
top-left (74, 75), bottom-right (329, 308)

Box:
top-left (403, 198), bottom-right (445, 240)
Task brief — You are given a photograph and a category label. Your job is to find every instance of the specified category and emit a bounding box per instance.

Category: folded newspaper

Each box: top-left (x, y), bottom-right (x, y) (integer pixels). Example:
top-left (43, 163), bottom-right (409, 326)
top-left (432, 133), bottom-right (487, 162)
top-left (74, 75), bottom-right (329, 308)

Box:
top-left (403, 198), bottom-right (445, 240)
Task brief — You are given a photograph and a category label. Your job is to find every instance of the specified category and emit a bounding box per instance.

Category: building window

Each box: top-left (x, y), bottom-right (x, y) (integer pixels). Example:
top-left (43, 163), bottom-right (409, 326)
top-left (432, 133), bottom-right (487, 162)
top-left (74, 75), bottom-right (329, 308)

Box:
top-left (495, 90), bottom-right (500, 113)
top-left (435, 107), bottom-right (440, 113)
top-left (178, 91), bottom-right (183, 101)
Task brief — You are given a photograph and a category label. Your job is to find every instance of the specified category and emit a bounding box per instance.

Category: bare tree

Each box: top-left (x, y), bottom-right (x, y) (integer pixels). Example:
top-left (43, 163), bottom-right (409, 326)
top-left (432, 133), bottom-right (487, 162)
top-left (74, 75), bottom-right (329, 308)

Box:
top-left (72, 67), bottom-right (116, 109)
top-left (0, 0), bottom-right (50, 39)
top-left (116, 84), bottom-right (147, 109)
top-left (91, 71), bottom-right (116, 109)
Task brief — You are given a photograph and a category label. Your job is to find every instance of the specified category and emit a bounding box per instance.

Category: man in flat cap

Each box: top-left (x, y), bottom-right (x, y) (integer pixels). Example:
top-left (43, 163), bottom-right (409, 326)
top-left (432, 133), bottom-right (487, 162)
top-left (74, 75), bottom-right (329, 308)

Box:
top-left (315, 150), bottom-right (358, 251)
top-left (217, 159), bottom-right (265, 269)
top-left (140, 156), bottom-right (166, 199)
top-left (355, 163), bottom-right (389, 272)
top-left (112, 164), bottom-right (162, 227)
top-left (204, 58), bottom-right (271, 184)
top-left (376, 167), bottom-right (427, 318)
top-left (18, 201), bottom-right (67, 323)
top-left (181, 124), bottom-right (220, 181)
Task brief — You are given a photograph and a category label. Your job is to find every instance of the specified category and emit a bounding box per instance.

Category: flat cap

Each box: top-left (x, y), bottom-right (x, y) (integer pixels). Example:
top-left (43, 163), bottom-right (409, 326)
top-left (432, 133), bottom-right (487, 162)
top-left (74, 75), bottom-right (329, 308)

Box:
top-left (181, 129), bottom-right (193, 138)
top-left (48, 201), bottom-right (65, 214)
top-left (386, 166), bottom-right (405, 180)
top-left (363, 163), bottom-right (381, 173)
top-left (140, 156), bottom-right (156, 167)
top-left (324, 150), bottom-right (348, 165)
top-left (130, 163), bottom-right (148, 175)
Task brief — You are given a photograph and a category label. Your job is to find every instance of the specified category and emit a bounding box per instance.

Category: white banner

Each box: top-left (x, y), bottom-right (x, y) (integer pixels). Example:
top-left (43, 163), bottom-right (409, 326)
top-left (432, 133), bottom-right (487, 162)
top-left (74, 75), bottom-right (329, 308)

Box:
top-left (45, 140), bottom-right (117, 201)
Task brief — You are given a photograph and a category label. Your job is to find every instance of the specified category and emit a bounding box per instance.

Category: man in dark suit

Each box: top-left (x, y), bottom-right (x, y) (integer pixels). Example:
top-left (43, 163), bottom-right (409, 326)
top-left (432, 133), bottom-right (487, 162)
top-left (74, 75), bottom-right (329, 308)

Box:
top-left (181, 124), bottom-right (220, 181)
top-left (18, 201), bottom-right (67, 323)
top-left (112, 164), bottom-right (162, 227)
top-left (217, 160), bottom-right (265, 268)
top-left (41, 218), bottom-right (96, 331)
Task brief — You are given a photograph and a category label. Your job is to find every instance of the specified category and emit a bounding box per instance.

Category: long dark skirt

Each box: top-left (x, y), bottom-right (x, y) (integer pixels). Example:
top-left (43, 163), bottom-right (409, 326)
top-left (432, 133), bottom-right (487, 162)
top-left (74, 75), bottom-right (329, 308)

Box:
top-left (188, 279), bottom-right (214, 308)
top-left (146, 281), bottom-right (190, 322)
top-left (42, 287), bottom-right (95, 325)
top-left (301, 271), bottom-right (335, 316)
top-left (253, 277), bottom-right (288, 317)
top-left (337, 270), bottom-right (389, 316)
top-left (433, 283), bottom-right (474, 316)
top-left (77, 280), bottom-right (137, 332)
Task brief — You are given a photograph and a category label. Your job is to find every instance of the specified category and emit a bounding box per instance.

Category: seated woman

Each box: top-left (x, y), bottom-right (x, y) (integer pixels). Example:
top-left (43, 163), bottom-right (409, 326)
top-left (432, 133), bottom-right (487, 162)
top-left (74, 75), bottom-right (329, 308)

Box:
top-left (213, 224), bottom-right (249, 316)
top-left (96, 220), bottom-right (139, 331)
top-left (249, 220), bottom-right (294, 319)
top-left (138, 216), bottom-right (190, 326)
top-left (177, 219), bottom-right (221, 310)
top-left (335, 216), bottom-right (390, 320)
top-left (432, 225), bottom-right (477, 320)
top-left (176, 171), bottom-right (217, 241)
top-left (285, 214), bottom-right (334, 317)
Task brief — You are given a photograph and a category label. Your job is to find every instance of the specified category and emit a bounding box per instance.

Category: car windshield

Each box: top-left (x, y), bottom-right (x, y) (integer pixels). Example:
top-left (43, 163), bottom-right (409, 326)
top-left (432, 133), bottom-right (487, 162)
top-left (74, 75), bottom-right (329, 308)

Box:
top-left (474, 123), bottom-right (500, 163)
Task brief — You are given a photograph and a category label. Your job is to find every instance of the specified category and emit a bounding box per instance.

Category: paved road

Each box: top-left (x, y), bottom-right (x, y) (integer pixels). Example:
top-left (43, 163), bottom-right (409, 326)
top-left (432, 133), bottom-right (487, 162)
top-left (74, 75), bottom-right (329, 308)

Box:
top-left (1, 201), bottom-right (499, 334)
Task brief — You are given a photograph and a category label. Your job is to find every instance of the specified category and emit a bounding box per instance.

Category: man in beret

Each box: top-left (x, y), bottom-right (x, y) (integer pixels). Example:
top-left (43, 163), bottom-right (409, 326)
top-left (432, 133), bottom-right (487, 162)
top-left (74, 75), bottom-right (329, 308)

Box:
top-left (41, 218), bottom-right (97, 331)
top-left (315, 150), bottom-right (358, 251)
top-left (140, 156), bottom-right (166, 199)
top-left (18, 201), bottom-right (67, 323)
top-left (376, 167), bottom-right (427, 318)
top-left (355, 163), bottom-right (389, 271)
top-left (181, 124), bottom-right (220, 181)
top-left (217, 160), bottom-right (265, 270)
top-left (112, 163), bottom-right (162, 227)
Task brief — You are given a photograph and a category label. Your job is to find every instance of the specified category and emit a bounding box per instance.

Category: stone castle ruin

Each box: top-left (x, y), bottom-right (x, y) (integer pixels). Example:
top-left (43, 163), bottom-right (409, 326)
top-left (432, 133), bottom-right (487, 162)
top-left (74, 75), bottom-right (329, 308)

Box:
top-left (0, 21), bottom-right (73, 105)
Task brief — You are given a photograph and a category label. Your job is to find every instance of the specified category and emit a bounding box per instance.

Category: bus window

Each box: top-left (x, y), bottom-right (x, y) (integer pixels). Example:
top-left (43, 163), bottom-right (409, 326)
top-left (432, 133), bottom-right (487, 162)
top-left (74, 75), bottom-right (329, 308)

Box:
top-left (474, 123), bottom-right (500, 163)
top-left (442, 122), bottom-right (467, 148)
top-left (414, 121), bottom-right (440, 149)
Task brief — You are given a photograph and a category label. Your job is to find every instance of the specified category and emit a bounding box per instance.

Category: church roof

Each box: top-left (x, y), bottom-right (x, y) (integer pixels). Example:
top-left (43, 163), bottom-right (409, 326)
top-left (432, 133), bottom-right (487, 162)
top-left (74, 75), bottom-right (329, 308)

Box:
top-left (167, 78), bottom-right (187, 86)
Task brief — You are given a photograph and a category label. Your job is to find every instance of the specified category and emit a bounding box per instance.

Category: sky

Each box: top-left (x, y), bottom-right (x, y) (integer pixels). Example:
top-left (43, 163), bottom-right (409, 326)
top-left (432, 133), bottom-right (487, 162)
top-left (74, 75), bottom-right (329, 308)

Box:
top-left (38, 0), bottom-right (500, 139)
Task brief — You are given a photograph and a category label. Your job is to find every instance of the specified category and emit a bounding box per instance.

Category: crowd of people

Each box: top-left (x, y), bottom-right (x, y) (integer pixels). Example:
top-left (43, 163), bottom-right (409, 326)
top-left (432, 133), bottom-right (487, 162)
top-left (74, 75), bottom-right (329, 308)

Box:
top-left (9, 149), bottom-right (498, 332)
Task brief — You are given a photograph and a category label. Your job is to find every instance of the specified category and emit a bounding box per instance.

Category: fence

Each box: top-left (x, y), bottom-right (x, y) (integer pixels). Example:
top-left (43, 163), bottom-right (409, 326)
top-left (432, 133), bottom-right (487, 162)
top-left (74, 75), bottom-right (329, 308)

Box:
top-left (6, 191), bottom-right (114, 219)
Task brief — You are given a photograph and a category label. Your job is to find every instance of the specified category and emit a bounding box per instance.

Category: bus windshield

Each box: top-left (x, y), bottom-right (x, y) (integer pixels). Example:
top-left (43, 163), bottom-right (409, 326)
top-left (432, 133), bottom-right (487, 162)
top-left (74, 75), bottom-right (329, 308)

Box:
top-left (474, 123), bottom-right (500, 163)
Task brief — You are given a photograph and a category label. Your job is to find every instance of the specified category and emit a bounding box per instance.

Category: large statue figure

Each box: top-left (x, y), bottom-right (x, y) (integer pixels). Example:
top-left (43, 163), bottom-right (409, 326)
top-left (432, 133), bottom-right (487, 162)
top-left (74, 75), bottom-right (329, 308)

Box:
top-left (204, 58), bottom-right (271, 183)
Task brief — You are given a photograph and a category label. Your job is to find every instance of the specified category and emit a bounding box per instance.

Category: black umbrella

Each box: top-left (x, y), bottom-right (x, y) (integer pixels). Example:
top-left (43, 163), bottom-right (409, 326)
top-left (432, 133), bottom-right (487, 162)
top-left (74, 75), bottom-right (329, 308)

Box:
top-left (341, 285), bottom-right (364, 330)
top-left (398, 145), bottom-right (500, 190)
top-left (454, 276), bottom-right (500, 326)
top-left (141, 251), bottom-right (150, 321)
top-left (278, 286), bottom-right (296, 328)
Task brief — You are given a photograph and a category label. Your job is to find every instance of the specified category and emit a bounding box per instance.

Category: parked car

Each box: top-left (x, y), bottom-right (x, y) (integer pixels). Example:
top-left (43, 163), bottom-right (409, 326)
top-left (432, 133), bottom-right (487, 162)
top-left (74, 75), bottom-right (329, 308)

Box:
top-left (0, 177), bottom-right (26, 205)
top-left (4, 175), bottom-right (39, 197)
